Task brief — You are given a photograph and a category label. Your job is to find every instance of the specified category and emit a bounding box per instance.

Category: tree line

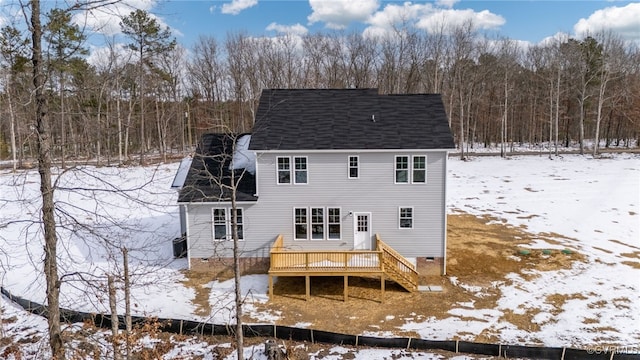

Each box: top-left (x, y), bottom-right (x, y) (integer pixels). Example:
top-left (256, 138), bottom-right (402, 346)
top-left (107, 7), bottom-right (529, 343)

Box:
top-left (1, 8), bottom-right (639, 168)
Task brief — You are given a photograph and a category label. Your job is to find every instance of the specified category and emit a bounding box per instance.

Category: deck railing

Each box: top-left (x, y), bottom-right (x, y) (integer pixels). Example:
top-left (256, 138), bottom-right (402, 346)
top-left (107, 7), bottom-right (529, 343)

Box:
top-left (270, 249), bottom-right (382, 273)
top-left (269, 234), bottom-right (418, 292)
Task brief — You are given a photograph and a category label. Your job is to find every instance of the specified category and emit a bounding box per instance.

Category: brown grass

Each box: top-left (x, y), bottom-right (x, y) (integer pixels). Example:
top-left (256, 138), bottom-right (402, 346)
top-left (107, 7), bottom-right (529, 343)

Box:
top-left (243, 213), bottom-right (586, 337)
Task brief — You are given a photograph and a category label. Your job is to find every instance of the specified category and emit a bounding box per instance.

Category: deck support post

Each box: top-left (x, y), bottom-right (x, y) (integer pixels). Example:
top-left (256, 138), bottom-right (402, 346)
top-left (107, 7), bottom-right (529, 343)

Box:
top-left (305, 275), bottom-right (310, 301)
top-left (268, 275), bottom-right (273, 300)
top-left (380, 274), bottom-right (385, 303)
top-left (344, 276), bottom-right (348, 302)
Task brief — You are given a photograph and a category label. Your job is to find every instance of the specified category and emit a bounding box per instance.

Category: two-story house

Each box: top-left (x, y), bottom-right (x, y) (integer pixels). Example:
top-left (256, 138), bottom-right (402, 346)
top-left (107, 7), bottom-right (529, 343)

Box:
top-left (176, 88), bottom-right (455, 295)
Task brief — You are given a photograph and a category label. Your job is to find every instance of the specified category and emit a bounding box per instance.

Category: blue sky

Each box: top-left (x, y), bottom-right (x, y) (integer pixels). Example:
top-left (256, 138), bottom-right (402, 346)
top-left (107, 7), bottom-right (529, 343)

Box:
top-left (146, 0), bottom-right (640, 47)
top-left (1, 0), bottom-right (638, 53)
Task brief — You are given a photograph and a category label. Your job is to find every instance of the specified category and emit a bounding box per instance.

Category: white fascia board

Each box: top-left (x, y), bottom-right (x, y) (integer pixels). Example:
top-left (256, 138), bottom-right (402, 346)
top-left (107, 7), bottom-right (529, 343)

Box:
top-left (253, 148), bottom-right (452, 154)
top-left (178, 201), bottom-right (258, 205)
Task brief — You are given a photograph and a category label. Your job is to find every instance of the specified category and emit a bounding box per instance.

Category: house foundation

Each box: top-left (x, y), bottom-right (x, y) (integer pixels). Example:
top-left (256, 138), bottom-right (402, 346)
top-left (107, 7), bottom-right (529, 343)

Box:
top-left (189, 257), bottom-right (270, 277)
top-left (416, 257), bottom-right (445, 277)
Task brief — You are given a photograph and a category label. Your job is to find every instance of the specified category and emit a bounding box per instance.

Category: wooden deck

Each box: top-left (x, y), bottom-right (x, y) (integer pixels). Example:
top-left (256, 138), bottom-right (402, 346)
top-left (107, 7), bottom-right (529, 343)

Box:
top-left (268, 234), bottom-right (418, 302)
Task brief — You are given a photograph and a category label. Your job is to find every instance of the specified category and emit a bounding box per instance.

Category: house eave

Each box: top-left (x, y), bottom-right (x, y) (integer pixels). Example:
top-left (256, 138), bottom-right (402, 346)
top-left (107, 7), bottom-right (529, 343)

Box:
top-left (252, 148), bottom-right (454, 154)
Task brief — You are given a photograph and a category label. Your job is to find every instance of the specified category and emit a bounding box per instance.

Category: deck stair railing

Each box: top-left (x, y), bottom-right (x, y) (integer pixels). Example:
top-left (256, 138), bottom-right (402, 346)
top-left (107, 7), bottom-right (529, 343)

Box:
top-left (375, 235), bottom-right (418, 292)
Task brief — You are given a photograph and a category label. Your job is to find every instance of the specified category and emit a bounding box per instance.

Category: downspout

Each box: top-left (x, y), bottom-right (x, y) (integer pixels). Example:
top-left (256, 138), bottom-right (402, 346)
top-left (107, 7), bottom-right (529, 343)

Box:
top-left (442, 151), bottom-right (448, 276)
top-left (184, 204), bottom-right (191, 270)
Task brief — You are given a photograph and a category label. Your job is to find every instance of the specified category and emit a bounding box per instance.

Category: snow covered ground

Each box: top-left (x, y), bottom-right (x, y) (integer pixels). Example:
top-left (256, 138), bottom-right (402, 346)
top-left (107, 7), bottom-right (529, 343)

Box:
top-left (1, 152), bottom-right (639, 358)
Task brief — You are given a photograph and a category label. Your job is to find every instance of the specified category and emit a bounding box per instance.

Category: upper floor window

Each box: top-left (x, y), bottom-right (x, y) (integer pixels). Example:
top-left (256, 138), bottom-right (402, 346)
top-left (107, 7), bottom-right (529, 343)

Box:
top-left (413, 156), bottom-right (426, 183)
top-left (348, 156), bottom-right (359, 179)
top-left (212, 208), bottom-right (244, 240)
top-left (277, 157), bottom-right (291, 184)
top-left (395, 155), bottom-right (427, 184)
top-left (277, 156), bottom-right (307, 184)
top-left (395, 156), bottom-right (409, 183)
top-left (294, 157), bottom-right (308, 184)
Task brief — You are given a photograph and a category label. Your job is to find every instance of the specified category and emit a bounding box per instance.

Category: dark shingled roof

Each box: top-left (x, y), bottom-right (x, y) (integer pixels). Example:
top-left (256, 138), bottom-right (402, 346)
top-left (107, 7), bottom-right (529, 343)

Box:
top-left (178, 133), bottom-right (257, 203)
top-left (249, 88), bottom-right (455, 151)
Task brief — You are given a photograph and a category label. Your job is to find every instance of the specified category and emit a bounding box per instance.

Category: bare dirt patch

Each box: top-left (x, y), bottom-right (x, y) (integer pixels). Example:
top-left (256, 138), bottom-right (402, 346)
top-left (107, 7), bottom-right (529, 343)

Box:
top-left (180, 270), bottom-right (215, 317)
top-left (248, 213), bottom-right (586, 338)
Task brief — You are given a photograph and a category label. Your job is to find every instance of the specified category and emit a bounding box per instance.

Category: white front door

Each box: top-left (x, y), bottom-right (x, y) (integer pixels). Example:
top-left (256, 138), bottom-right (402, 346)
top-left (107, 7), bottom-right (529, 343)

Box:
top-left (353, 212), bottom-right (372, 250)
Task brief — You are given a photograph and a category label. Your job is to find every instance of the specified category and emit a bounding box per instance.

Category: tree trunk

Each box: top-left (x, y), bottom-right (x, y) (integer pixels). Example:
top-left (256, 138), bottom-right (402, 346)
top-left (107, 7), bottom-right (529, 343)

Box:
top-left (231, 186), bottom-right (244, 360)
top-left (6, 77), bottom-right (17, 172)
top-left (31, 1), bottom-right (64, 358)
top-left (108, 275), bottom-right (122, 360)
top-left (122, 248), bottom-right (132, 359)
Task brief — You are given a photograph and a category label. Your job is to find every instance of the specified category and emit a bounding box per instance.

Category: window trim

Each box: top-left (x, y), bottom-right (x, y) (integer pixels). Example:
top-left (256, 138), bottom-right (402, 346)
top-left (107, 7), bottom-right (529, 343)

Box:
top-left (327, 207), bottom-right (342, 240)
top-left (394, 155), bottom-right (427, 184)
top-left (212, 207), bottom-right (244, 241)
top-left (399, 206), bottom-right (414, 229)
top-left (310, 207), bottom-right (324, 240)
top-left (293, 156), bottom-right (308, 185)
top-left (348, 155), bottom-right (359, 179)
top-left (395, 155), bottom-right (409, 184)
top-left (293, 207), bottom-right (308, 240)
top-left (276, 156), bottom-right (291, 185)
top-left (292, 206), bottom-right (342, 241)
top-left (412, 155), bottom-right (427, 183)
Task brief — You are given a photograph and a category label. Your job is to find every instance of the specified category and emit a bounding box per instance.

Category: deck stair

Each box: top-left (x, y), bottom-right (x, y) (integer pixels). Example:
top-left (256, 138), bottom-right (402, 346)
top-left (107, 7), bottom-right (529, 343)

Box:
top-left (268, 234), bottom-right (418, 300)
top-left (376, 235), bottom-right (418, 292)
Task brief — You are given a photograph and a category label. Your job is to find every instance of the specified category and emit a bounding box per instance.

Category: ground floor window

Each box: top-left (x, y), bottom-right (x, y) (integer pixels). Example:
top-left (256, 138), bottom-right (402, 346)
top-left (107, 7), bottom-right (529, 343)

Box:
top-left (212, 207), bottom-right (244, 240)
top-left (294, 207), bottom-right (341, 240)
top-left (399, 207), bottom-right (413, 229)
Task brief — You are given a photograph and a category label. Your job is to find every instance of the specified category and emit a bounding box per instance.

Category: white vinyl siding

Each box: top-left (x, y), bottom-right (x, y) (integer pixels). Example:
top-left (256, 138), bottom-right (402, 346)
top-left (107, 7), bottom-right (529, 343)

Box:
top-left (181, 151), bottom-right (448, 259)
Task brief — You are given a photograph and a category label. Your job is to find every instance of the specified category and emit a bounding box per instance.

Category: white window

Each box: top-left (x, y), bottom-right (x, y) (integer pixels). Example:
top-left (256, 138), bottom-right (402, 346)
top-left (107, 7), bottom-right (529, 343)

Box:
top-left (348, 156), bottom-right (359, 179)
top-left (327, 208), bottom-right (341, 240)
top-left (213, 208), bottom-right (227, 240)
top-left (395, 155), bottom-right (427, 183)
top-left (413, 156), bottom-right (426, 183)
top-left (277, 156), bottom-right (307, 184)
top-left (293, 207), bottom-right (341, 240)
top-left (311, 207), bottom-right (324, 240)
top-left (212, 208), bottom-right (244, 240)
top-left (395, 156), bottom-right (409, 183)
top-left (294, 208), bottom-right (308, 240)
top-left (294, 157), bottom-right (308, 184)
top-left (277, 157), bottom-right (291, 184)
top-left (399, 207), bottom-right (413, 229)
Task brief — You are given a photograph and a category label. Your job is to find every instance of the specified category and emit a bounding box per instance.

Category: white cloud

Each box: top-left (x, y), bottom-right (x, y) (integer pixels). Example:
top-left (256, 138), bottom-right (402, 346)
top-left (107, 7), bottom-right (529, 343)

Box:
top-left (363, 2), bottom-right (504, 39)
top-left (538, 32), bottom-right (570, 47)
top-left (435, 0), bottom-right (459, 9)
top-left (266, 22), bottom-right (308, 36)
top-left (574, 3), bottom-right (640, 42)
top-left (308, 0), bottom-right (379, 30)
top-left (221, 0), bottom-right (258, 15)
top-left (70, 0), bottom-right (170, 36)
top-left (416, 8), bottom-right (505, 33)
